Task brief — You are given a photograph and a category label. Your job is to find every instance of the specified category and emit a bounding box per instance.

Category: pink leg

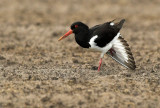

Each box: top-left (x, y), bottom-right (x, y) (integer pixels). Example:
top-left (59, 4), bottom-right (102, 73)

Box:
top-left (98, 58), bottom-right (102, 71)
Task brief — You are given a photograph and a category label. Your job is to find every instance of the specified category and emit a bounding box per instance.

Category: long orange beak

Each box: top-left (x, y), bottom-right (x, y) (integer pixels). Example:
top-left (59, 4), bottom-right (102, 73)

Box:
top-left (58, 29), bottom-right (73, 41)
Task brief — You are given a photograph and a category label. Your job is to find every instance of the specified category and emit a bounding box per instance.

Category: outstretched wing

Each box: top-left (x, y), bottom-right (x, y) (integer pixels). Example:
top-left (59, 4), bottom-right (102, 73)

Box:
top-left (107, 36), bottom-right (136, 70)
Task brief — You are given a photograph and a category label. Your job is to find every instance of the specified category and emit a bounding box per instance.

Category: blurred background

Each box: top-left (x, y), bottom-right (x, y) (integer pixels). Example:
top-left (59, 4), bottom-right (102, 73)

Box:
top-left (0, 0), bottom-right (160, 25)
top-left (0, 0), bottom-right (160, 108)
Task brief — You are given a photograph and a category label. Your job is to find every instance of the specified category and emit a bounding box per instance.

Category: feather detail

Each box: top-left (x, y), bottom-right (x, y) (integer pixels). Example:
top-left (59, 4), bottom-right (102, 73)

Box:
top-left (107, 36), bottom-right (136, 70)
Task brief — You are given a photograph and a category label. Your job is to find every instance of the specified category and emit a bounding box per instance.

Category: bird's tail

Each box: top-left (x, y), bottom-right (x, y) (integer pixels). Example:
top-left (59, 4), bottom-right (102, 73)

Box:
top-left (110, 19), bottom-right (125, 32)
top-left (116, 19), bottom-right (125, 30)
top-left (106, 36), bottom-right (136, 70)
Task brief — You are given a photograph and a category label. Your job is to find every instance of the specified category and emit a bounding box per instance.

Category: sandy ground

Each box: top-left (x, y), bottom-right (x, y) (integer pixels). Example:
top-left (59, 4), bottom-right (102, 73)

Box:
top-left (0, 0), bottom-right (160, 108)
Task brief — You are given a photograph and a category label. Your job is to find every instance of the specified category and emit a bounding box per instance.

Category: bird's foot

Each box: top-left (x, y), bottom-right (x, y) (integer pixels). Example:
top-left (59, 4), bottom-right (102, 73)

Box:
top-left (98, 58), bottom-right (102, 71)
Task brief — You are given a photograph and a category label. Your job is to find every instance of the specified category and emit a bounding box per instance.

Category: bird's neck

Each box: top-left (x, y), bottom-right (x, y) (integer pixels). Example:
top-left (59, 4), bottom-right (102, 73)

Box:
top-left (75, 29), bottom-right (90, 48)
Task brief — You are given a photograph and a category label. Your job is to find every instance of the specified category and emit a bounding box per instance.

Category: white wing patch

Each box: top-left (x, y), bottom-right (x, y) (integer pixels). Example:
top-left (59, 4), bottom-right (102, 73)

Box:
top-left (112, 39), bottom-right (128, 62)
top-left (110, 22), bottom-right (114, 26)
top-left (107, 36), bottom-right (136, 70)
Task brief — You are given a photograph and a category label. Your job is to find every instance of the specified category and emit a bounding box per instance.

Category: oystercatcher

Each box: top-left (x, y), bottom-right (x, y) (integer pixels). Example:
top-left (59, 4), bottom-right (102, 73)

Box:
top-left (58, 19), bottom-right (136, 71)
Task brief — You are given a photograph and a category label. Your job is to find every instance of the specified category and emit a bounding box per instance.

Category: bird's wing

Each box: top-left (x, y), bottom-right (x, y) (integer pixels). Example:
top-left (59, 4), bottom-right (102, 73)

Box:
top-left (93, 19), bottom-right (126, 47)
top-left (107, 36), bottom-right (136, 70)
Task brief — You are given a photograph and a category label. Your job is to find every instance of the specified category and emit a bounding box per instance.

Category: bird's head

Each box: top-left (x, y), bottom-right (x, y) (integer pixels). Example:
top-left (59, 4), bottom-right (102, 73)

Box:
top-left (58, 22), bottom-right (88, 41)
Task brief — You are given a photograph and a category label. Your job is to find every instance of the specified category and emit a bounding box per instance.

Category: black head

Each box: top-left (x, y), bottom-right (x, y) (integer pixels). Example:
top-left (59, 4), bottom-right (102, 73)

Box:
top-left (58, 21), bottom-right (89, 41)
top-left (70, 22), bottom-right (89, 34)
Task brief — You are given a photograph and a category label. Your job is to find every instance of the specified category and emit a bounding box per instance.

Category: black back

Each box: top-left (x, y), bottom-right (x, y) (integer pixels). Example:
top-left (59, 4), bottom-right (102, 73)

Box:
top-left (90, 19), bottom-right (125, 47)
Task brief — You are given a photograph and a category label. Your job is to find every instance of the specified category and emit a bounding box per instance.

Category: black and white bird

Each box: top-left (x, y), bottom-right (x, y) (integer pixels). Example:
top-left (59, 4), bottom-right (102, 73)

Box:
top-left (58, 19), bottom-right (136, 71)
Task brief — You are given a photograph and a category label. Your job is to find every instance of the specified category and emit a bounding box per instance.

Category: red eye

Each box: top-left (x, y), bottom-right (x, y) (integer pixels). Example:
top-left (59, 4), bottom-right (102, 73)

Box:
top-left (75, 25), bottom-right (78, 28)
